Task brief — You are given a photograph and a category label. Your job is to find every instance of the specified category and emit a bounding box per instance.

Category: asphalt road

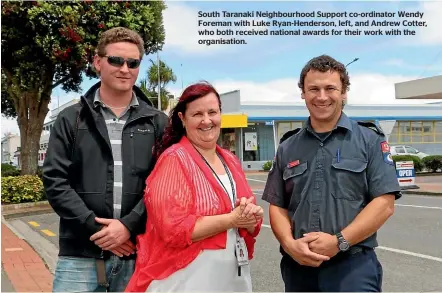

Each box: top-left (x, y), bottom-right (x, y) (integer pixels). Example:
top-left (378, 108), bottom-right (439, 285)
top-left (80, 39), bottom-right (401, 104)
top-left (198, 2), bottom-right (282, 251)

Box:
top-left (9, 174), bottom-right (442, 292)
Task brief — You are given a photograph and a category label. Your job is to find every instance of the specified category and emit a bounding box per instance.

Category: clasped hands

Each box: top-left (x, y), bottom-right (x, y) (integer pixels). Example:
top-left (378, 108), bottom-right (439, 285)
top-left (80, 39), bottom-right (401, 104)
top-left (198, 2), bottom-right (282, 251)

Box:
top-left (283, 231), bottom-right (340, 268)
top-left (229, 196), bottom-right (264, 233)
top-left (89, 217), bottom-right (135, 257)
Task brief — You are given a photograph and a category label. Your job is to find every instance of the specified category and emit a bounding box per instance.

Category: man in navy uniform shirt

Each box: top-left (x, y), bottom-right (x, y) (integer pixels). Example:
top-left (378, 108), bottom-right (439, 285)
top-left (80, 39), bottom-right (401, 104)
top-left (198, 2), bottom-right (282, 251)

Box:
top-left (262, 55), bottom-right (401, 292)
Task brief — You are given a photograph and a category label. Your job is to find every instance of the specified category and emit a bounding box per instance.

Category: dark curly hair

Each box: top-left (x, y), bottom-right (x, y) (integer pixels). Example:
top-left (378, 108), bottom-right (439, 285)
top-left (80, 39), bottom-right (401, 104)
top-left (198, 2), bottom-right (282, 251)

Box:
top-left (298, 55), bottom-right (350, 94)
top-left (153, 81), bottom-right (222, 158)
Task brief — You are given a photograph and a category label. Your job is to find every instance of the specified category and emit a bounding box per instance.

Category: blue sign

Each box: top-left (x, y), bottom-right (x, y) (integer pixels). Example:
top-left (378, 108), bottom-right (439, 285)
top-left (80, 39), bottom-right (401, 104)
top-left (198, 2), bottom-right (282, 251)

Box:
top-left (396, 168), bottom-right (415, 178)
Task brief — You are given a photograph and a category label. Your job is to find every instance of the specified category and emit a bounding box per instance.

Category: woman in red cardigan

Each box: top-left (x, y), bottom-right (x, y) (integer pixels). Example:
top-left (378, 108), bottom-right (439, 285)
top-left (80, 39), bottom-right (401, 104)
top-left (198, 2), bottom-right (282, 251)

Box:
top-left (125, 82), bottom-right (264, 292)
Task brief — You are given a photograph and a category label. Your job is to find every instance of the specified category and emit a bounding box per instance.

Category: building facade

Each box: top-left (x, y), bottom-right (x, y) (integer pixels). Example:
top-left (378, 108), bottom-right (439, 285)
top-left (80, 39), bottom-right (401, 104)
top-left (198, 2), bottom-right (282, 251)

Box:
top-left (218, 91), bottom-right (442, 171)
top-left (1, 134), bottom-right (20, 166)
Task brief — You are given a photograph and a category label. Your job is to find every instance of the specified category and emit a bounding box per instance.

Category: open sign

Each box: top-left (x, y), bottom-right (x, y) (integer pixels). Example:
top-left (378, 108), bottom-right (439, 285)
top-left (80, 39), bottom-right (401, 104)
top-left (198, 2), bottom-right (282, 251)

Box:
top-left (395, 160), bottom-right (417, 189)
top-left (397, 169), bottom-right (414, 177)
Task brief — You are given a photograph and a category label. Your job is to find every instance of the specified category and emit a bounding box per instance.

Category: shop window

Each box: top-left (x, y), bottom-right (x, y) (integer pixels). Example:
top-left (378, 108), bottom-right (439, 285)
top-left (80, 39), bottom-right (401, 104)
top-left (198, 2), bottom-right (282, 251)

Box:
top-left (276, 121), bottom-right (303, 142)
top-left (396, 121), bottom-right (442, 143)
top-left (242, 122), bottom-right (275, 162)
top-left (221, 128), bottom-right (236, 155)
top-left (243, 125), bottom-right (259, 162)
top-left (436, 122), bottom-right (442, 142)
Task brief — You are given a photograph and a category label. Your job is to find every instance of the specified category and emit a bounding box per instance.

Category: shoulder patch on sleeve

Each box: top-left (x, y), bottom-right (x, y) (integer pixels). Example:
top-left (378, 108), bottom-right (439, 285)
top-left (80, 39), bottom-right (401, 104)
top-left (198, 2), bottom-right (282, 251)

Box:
top-left (279, 128), bottom-right (301, 144)
top-left (357, 121), bottom-right (384, 135)
top-left (380, 141), bottom-right (394, 165)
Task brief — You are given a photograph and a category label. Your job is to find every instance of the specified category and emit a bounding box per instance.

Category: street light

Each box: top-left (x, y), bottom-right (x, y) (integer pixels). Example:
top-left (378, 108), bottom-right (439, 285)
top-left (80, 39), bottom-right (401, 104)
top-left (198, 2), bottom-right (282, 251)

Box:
top-left (346, 58), bottom-right (359, 67)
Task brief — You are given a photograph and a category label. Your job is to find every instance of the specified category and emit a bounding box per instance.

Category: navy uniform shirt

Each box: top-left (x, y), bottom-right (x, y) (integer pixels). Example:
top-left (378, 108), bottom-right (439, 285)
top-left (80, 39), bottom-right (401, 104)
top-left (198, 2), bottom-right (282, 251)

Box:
top-left (262, 112), bottom-right (402, 249)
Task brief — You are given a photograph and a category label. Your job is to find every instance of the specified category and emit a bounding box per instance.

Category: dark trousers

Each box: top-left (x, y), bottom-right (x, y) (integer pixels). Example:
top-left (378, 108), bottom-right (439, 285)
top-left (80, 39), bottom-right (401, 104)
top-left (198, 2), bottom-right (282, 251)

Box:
top-left (280, 249), bottom-right (383, 292)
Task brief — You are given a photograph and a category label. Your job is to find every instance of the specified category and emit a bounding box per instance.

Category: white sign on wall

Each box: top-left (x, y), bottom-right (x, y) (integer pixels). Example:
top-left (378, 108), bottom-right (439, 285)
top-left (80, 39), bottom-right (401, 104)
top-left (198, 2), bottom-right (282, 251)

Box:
top-left (244, 132), bottom-right (257, 151)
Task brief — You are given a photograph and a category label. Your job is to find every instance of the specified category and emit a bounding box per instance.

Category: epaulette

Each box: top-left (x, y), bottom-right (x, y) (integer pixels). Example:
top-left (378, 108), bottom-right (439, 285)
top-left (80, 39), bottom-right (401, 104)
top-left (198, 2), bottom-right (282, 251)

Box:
top-left (357, 121), bottom-right (384, 135)
top-left (279, 128), bottom-right (301, 144)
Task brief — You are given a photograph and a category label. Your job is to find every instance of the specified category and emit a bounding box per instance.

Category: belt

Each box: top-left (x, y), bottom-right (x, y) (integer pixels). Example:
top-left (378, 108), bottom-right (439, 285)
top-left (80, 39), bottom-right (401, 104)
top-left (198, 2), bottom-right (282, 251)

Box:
top-left (342, 246), bottom-right (372, 256)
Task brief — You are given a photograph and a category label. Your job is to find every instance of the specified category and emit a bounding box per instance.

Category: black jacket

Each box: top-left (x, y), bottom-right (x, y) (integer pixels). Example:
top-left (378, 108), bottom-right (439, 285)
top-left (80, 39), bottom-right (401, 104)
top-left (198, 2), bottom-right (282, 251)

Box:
top-left (42, 82), bottom-right (168, 259)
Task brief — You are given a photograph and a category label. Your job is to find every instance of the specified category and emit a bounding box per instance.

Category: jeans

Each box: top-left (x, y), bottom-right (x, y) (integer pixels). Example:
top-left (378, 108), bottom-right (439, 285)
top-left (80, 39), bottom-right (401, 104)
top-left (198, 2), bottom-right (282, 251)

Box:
top-left (52, 255), bottom-right (135, 292)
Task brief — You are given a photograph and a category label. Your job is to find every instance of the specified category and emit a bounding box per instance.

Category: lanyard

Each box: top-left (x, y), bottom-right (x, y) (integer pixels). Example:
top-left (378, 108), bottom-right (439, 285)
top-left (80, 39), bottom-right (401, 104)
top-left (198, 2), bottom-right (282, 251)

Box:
top-left (195, 148), bottom-right (236, 208)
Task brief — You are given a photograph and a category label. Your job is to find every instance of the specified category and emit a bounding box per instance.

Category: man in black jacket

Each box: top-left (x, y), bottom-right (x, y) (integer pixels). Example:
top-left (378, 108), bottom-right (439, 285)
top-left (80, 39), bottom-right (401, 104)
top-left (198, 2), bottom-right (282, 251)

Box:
top-left (43, 27), bottom-right (168, 292)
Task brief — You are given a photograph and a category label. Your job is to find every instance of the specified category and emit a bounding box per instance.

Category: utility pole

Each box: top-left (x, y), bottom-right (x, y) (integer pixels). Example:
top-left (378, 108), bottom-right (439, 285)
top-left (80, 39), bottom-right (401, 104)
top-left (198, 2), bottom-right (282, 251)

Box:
top-left (181, 63), bottom-right (183, 91)
top-left (157, 48), bottom-right (161, 111)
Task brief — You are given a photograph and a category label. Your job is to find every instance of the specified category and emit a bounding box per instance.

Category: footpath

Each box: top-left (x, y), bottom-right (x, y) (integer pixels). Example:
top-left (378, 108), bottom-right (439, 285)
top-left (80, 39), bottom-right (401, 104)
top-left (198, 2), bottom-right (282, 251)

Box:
top-left (1, 222), bottom-right (52, 292)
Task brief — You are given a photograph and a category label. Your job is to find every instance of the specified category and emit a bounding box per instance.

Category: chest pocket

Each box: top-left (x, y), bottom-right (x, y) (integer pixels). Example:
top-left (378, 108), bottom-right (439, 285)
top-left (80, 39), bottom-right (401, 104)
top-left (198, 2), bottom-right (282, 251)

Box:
top-left (331, 158), bottom-right (367, 201)
top-left (283, 162), bottom-right (308, 205)
top-left (129, 124), bottom-right (155, 174)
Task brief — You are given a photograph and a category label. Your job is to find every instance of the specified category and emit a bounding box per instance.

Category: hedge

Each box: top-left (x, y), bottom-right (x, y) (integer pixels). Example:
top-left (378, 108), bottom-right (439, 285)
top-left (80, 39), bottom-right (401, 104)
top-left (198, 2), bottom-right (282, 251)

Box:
top-left (421, 155), bottom-right (442, 172)
top-left (1, 163), bottom-right (20, 177)
top-left (262, 160), bottom-right (272, 171)
top-left (1, 164), bottom-right (44, 179)
top-left (391, 155), bottom-right (424, 172)
top-left (1, 175), bottom-right (46, 204)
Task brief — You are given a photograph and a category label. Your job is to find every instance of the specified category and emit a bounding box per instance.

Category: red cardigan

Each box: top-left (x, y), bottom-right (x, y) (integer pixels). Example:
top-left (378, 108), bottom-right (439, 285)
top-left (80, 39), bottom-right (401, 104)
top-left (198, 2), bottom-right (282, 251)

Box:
top-left (125, 137), bottom-right (262, 292)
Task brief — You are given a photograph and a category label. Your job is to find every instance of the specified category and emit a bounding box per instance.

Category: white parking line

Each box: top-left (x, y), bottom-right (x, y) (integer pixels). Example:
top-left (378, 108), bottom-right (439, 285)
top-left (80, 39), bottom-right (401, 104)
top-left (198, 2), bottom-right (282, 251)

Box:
top-left (260, 224), bottom-right (442, 263)
top-left (376, 246), bottom-right (442, 263)
top-left (394, 204), bottom-right (442, 210)
top-left (247, 178), bottom-right (266, 183)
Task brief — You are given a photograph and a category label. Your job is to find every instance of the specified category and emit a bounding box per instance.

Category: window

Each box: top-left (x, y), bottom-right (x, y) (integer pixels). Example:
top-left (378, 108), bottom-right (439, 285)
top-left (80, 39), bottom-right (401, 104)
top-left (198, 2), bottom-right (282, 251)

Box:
top-left (405, 146), bottom-right (418, 154)
top-left (393, 121), bottom-right (442, 143)
top-left (277, 121), bottom-right (303, 142)
top-left (394, 146), bottom-right (406, 153)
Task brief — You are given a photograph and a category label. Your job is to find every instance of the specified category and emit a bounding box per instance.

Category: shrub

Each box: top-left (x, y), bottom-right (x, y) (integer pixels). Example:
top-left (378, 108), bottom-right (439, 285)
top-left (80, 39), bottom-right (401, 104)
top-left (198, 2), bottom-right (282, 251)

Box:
top-left (36, 167), bottom-right (43, 179)
top-left (422, 155), bottom-right (442, 172)
top-left (1, 163), bottom-right (20, 177)
top-left (262, 160), bottom-right (273, 171)
top-left (1, 175), bottom-right (46, 204)
top-left (391, 155), bottom-right (423, 172)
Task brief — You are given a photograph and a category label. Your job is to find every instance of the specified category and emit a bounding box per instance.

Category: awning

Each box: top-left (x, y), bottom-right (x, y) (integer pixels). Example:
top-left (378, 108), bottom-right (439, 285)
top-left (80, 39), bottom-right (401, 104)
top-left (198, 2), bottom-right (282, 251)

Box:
top-left (221, 113), bottom-right (248, 128)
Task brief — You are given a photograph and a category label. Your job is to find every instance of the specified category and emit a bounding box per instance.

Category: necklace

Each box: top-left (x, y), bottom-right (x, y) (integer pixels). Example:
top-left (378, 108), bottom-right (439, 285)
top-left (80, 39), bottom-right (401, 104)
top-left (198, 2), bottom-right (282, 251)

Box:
top-left (101, 101), bottom-right (129, 110)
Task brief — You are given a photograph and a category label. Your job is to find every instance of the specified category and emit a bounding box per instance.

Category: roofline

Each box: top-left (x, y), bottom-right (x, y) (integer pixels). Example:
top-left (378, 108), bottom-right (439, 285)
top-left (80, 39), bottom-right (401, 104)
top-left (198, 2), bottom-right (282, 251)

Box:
top-left (220, 89), bottom-right (240, 95)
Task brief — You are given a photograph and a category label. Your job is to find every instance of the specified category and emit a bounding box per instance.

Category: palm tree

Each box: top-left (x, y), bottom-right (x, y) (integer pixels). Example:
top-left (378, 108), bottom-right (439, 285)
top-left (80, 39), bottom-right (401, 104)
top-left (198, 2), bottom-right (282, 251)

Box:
top-left (139, 59), bottom-right (177, 110)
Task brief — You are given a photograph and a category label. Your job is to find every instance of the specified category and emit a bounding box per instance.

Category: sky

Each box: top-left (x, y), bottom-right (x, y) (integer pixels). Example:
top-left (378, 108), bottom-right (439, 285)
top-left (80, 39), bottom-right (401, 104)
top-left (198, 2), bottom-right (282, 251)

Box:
top-left (2, 0), bottom-right (442, 135)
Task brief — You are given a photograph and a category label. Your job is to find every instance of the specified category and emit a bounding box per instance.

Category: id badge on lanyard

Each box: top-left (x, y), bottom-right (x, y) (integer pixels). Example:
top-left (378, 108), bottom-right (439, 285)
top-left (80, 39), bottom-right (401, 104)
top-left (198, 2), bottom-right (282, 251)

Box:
top-left (235, 229), bottom-right (249, 276)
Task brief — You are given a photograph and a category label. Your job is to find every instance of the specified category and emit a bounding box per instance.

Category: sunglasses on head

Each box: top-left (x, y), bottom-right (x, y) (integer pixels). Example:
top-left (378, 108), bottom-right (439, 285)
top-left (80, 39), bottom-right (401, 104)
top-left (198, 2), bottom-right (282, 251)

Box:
top-left (104, 56), bottom-right (141, 69)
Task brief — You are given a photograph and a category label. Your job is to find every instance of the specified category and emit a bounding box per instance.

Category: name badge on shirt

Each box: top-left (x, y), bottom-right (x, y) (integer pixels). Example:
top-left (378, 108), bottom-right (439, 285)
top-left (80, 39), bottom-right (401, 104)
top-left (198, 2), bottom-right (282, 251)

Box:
top-left (235, 237), bottom-right (249, 266)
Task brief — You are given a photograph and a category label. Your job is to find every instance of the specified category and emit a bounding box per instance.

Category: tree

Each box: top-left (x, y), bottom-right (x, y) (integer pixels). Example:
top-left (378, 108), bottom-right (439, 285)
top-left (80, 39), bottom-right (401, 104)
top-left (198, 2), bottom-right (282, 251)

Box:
top-left (139, 59), bottom-right (177, 111)
top-left (1, 0), bottom-right (166, 175)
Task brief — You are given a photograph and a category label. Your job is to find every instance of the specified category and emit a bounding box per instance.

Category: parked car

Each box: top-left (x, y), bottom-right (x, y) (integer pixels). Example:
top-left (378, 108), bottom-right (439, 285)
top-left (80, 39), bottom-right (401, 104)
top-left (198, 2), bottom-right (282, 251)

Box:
top-left (390, 145), bottom-right (429, 159)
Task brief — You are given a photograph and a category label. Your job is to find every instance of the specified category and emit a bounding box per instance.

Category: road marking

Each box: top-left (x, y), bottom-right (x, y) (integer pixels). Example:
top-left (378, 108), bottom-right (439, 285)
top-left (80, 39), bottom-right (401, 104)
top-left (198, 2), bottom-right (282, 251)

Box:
top-left (377, 246), bottom-right (442, 263)
top-left (405, 194), bottom-right (442, 200)
top-left (260, 225), bottom-right (442, 262)
top-left (4, 248), bottom-right (23, 252)
top-left (28, 221), bottom-right (40, 227)
top-left (395, 204), bottom-right (442, 210)
top-left (41, 229), bottom-right (56, 237)
top-left (247, 178), bottom-right (266, 183)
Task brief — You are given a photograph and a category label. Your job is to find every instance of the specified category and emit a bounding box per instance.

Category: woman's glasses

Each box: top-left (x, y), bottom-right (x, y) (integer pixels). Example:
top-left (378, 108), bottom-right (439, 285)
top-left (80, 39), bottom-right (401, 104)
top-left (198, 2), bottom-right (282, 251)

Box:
top-left (105, 56), bottom-right (141, 69)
